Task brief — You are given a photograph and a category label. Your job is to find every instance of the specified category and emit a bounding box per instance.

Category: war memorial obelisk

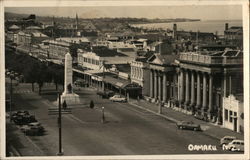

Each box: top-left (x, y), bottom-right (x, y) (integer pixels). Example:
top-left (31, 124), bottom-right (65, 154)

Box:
top-left (60, 52), bottom-right (80, 105)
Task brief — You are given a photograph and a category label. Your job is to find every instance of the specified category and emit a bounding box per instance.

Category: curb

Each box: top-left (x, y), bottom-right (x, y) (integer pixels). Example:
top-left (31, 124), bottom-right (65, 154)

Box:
top-left (9, 145), bottom-right (21, 156)
top-left (129, 102), bottom-right (179, 123)
top-left (129, 102), bottom-right (222, 141)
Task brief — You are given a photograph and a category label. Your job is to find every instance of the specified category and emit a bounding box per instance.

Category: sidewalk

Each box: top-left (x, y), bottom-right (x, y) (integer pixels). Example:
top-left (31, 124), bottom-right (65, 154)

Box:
top-left (128, 99), bottom-right (244, 141)
top-left (6, 120), bottom-right (44, 156)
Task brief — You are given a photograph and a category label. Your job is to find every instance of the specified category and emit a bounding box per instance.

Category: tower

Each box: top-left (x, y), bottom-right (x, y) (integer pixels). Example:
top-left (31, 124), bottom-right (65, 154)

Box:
top-left (75, 13), bottom-right (79, 30)
top-left (173, 23), bottom-right (177, 40)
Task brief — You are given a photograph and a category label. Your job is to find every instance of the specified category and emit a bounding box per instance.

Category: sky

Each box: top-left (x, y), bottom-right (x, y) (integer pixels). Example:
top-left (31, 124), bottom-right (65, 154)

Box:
top-left (5, 5), bottom-right (242, 20)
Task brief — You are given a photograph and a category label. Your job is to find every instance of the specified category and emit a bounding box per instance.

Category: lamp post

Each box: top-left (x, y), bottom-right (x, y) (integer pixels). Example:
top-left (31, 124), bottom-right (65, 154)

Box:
top-left (57, 93), bottom-right (63, 156)
top-left (101, 106), bottom-right (105, 123)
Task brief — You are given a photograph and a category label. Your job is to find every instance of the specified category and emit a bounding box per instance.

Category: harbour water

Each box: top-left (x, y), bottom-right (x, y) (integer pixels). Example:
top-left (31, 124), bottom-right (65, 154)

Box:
top-left (131, 20), bottom-right (242, 35)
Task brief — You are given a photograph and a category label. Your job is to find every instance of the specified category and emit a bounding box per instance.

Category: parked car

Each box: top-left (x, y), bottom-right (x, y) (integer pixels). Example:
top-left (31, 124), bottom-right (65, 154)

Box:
top-left (194, 113), bottom-right (208, 122)
top-left (11, 110), bottom-right (29, 121)
top-left (74, 79), bottom-right (89, 87)
top-left (21, 122), bottom-right (45, 135)
top-left (220, 136), bottom-right (236, 146)
top-left (97, 90), bottom-right (114, 98)
top-left (12, 111), bottom-right (37, 125)
top-left (109, 95), bottom-right (127, 102)
top-left (224, 140), bottom-right (244, 152)
top-left (176, 121), bottom-right (201, 131)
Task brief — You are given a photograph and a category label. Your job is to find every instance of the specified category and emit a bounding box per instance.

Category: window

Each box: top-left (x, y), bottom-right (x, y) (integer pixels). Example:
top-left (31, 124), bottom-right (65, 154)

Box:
top-left (225, 109), bottom-right (228, 121)
top-left (234, 112), bottom-right (237, 117)
top-left (229, 111), bottom-right (233, 122)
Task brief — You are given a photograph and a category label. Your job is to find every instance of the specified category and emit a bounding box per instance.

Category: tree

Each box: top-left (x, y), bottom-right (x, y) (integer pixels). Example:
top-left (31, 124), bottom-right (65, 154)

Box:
top-left (36, 63), bottom-right (52, 95)
top-left (23, 60), bottom-right (40, 92)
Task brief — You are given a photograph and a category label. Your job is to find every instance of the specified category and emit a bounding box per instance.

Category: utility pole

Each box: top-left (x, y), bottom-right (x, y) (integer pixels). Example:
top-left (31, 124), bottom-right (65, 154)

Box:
top-left (57, 93), bottom-right (63, 156)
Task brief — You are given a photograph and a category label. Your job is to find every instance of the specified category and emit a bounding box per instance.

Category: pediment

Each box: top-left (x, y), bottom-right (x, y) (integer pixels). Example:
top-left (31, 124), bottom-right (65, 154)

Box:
top-left (147, 54), bottom-right (163, 65)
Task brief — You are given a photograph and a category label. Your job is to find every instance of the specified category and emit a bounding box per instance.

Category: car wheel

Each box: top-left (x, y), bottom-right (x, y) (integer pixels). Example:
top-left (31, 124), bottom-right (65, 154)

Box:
top-left (179, 126), bottom-right (183, 130)
top-left (193, 127), bottom-right (198, 131)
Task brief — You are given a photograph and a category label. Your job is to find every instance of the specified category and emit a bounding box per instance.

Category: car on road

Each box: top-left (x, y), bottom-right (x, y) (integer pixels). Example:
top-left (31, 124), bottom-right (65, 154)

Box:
top-left (176, 121), bottom-right (201, 131)
top-left (220, 136), bottom-right (236, 146)
top-left (21, 122), bottom-right (45, 135)
top-left (97, 90), bottom-right (115, 98)
top-left (109, 95), bottom-right (127, 102)
top-left (224, 140), bottom-right (244, 152)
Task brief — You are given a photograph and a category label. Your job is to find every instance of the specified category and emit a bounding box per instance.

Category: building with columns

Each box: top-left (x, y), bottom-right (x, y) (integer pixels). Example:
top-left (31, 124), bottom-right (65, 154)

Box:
top-left (147, 49), bottom-right (243, 125)
top-left (147, 53), bottom-right (178, 105)
top-left (178, 50), bottom-right (243, 123)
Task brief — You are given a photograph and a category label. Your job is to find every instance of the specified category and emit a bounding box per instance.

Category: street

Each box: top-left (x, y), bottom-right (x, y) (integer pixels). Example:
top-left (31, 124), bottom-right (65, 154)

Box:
top-left (6, 82), bottom-right (236, 156)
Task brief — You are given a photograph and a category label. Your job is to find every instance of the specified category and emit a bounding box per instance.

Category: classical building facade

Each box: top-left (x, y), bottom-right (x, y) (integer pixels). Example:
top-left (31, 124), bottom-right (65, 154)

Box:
top-left (178, 50), bottom-right (243, 123)
top-left (148, 49), bottom-right (243, 124)
top-left (131, 58), bottom-right (150, 96)
top-left (147, 53), bottom-right (178, 106)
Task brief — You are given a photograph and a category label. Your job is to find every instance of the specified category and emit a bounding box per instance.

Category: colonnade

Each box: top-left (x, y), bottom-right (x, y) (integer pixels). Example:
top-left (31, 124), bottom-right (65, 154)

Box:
top-left (178, 69), bottom-right (214, 118)
top-left (150, 68), bottom-right (215, 119)
top-left (150, 69), bottom-right (177, 105)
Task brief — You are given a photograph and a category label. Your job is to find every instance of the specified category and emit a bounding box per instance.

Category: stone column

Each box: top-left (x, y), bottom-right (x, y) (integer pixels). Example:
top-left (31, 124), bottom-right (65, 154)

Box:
top-left (202, 73), bottom-right (208, 114)
top-left (150, 70), bottom-right (154, 98)
top-left (196, 72), bottom-right (201, 109)
top-left (185, 71), bottom-right (190, 106)
top-left (173, 74), bottom-right (177, 101)
top-left (154, 70), bottom-right (158, 100)
top-left (208, 74), bottom-right (213, 119)
top-left (177, 72), bottom-right (180, 101)
top-left (163, 73), bottom-right (166, 102)
top-left (180, 69), bottom-right (184, 103)
top-left (190, 71), bottom-right (195, 106)
top-left (158, 72), bottom-right (162, 102)
top-left (223, 74), bottom-right (227, 97)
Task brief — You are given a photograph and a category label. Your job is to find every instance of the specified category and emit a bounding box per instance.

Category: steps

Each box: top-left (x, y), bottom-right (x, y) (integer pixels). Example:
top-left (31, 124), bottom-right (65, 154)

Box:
top-left (48, 108), bottom-right (72, 115)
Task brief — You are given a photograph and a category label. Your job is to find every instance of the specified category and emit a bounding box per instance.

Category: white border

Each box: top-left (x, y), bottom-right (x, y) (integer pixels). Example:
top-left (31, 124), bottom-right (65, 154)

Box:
top-left (1, 0), bottom-right (249, 160)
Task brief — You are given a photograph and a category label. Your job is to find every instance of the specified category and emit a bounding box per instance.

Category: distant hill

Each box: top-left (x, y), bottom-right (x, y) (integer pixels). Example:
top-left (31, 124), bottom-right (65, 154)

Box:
top-left (5, 12), bottom-right (30, 20)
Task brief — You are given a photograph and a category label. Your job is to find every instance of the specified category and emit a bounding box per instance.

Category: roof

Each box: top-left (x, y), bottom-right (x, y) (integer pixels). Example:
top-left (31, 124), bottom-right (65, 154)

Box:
top-left (31, 32), bottom-right (48, 37)
top-left (56, 37), bottom-right (90, 43)
top-left (26, 26), bottom-right (42, 30)
top-left (9, 25), bottom-right (20, 30)
top-left (115, 64), bottom-right (131, 73)
top-left (92, 46), bottom-right (128, 57)
top-left (148, 53), bottom-right (177, 65)
top-left (117, 48), bottom-right (136, 52)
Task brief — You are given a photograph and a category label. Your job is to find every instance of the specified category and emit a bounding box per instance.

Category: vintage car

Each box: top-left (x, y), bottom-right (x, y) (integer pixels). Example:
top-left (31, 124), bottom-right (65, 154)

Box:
top-left (97, 90), bottom-right (115, 98)
top-left (220, 136), bottom-right (236, 146)
top-left (176, 121), bottom-right (201, 131)
top-left (23, 122), bottom-right (45, 136)
top-left (224, 140), bottom-right (244, 152)
top-left (109, 95), bottom-right (127, 102)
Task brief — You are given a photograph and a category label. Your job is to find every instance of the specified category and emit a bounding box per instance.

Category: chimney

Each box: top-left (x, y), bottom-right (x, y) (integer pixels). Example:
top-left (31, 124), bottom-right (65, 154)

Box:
top-left (173, 23), bottom-right (177, 40)
top-left (225, 23), bottom-right (229, 31)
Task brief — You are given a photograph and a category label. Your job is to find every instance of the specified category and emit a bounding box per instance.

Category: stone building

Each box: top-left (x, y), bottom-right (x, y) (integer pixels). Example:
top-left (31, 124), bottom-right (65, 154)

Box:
top-left (131, 57), bottom-right (150, 97)
top-left (148, 49), bottom-right (243, 124)
top-left (222, 94), bottom-right (244, 133)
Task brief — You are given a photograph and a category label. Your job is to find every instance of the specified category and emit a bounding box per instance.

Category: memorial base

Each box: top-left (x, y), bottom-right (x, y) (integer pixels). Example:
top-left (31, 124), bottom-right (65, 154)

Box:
top-left (60, 92), bottom-right (80, 106)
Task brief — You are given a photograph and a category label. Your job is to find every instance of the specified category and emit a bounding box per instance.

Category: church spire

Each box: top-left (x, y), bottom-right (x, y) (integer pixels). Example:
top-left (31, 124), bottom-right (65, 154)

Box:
top-left (76, 13), bottom-right (79, 30)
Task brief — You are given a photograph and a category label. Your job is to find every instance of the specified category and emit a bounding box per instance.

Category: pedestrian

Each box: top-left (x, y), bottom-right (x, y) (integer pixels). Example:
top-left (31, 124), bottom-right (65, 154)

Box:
top-left (90, 100), bottom-right (94, 109)
top-left (62, 100), bottom-right (67, 110)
